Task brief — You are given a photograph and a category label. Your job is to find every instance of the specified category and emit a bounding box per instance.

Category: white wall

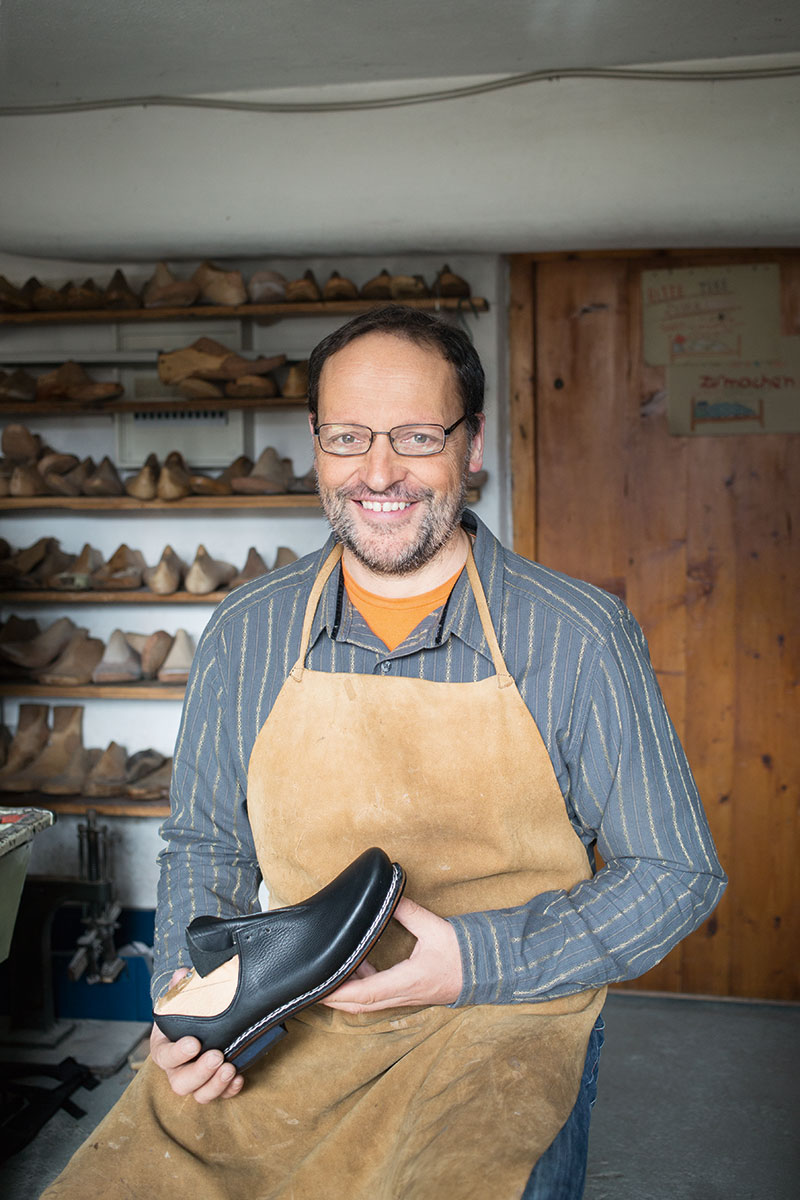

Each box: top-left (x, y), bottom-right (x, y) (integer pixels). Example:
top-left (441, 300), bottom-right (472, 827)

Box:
top-left (5, 252), bottom-right (508, 905)
top-left (0, 56), bottom-right (798, 259)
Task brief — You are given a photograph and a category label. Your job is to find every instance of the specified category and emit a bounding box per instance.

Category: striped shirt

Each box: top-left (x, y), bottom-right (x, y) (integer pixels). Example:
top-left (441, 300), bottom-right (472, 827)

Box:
top-left (153, 511), bottom-right (726, 1004)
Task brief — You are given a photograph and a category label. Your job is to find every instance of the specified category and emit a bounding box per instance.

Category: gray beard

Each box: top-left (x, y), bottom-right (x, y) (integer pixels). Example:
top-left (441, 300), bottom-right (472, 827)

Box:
top-left (317, 470), bottom-right (469, 577)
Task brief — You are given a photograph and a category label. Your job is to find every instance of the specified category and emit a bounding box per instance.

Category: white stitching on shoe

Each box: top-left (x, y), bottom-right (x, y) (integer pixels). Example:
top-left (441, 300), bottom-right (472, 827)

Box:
top-left (224, 863), bottom-right (403, 1058)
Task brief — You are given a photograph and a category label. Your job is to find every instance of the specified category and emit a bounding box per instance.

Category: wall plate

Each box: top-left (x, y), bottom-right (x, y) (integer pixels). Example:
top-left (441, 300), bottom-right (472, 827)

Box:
top-left (115, 399), bottom-right (245, 469)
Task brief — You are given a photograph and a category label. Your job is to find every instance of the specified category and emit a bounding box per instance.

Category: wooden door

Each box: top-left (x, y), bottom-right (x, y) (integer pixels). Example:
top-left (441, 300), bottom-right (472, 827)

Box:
top-left (509, 250), bottom-right (800, 1000)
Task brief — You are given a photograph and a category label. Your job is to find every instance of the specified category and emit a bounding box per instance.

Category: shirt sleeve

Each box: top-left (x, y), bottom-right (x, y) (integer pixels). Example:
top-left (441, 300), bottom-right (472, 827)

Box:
top-left (151, 623), bottom-right (262, 1003)
top-left (448, 605), bottom-right (727, 1005)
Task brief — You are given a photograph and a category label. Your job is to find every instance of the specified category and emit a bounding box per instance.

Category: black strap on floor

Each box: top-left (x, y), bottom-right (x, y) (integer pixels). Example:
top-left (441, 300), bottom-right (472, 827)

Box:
top-left (0, 1056), bottom-right (99, 1162)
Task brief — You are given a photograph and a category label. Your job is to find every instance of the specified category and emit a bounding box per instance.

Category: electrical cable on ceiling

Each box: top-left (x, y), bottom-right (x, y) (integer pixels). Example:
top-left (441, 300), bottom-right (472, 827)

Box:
top-left (0, 62), bottom-right (798, 117)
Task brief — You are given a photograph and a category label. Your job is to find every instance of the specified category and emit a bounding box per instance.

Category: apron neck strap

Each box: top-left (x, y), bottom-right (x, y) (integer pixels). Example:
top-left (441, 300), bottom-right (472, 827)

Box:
top-left (290, 543), bottom-right (344, 681)
top-left (464, 545), bottom-right (514, 687)
top-left (290, 538), bottom-right (514, 688)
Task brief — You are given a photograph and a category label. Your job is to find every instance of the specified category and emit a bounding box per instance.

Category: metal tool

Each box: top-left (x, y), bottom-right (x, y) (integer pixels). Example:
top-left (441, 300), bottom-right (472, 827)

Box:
top-left (67, 810), bottom-right (124, 986)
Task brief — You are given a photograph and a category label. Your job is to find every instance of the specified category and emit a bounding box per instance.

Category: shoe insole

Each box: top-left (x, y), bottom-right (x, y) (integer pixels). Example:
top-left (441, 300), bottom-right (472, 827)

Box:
top-left (154, 955), bottom-right (240, 1018)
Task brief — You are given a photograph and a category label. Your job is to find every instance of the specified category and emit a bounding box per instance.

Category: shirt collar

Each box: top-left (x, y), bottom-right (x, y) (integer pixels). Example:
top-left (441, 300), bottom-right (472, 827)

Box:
top-left (307, 510), bottom-right (505, 663)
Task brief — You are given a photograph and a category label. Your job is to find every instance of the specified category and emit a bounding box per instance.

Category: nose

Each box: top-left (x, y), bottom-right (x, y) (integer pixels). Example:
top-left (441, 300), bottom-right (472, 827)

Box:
top-left (359, 431), bottom-right (408, 493)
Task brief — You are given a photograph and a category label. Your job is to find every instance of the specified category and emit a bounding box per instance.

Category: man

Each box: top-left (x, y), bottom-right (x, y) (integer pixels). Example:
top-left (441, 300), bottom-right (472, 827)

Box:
top-left (45, 306), bottom-right (725, 1200)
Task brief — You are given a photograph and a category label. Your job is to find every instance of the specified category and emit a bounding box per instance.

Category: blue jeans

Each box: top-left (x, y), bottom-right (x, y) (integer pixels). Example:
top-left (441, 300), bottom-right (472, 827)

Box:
top-left (520, 1013), bottom-right (605, 1200)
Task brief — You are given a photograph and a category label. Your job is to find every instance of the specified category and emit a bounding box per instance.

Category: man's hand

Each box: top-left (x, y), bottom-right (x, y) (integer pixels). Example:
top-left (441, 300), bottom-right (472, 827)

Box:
top-left (322, 897), bottom-right (463, 1012)
top-left (149, 969), bottom-right (244, 1103)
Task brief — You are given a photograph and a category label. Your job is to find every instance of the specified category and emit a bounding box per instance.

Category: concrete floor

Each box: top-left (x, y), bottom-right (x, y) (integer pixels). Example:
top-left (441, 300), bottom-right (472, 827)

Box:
top-left (584, 994), bottom-right (799, 1199)
top-left (1, 992), bottom-right (798, 1199)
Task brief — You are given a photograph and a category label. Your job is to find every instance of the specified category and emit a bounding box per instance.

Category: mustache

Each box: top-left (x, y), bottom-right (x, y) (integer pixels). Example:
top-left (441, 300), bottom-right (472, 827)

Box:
top-left (337, 484), bottom-right (432, 504)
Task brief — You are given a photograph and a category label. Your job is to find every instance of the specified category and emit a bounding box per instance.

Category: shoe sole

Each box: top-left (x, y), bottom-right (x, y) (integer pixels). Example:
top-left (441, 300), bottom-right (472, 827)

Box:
top-left (224, 862), bottom-right (406, 1069)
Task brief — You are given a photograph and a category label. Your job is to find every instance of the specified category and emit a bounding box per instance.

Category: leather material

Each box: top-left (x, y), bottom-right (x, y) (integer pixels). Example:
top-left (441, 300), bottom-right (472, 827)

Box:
top-left (153, 847), bottom-right (405, 1066)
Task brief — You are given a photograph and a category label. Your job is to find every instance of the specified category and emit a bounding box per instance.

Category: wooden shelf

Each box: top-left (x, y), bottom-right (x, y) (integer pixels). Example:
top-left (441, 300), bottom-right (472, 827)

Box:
top-left (0, 488), bottom-right (479, 513)
top-left (0, 682), bottom-right (185, 699)
top-left (0, 393), bottom-right (307, 417)
top-left (0, 589), bottom-right (226, 605)
top-left (0, 791), bottom-right (169, 818)
top-left (0, 297), bottom-right (488, 327)
top-left (0, 493), bottom-right (321, 512)
top-left (0, 350), bottom-right (158, 365)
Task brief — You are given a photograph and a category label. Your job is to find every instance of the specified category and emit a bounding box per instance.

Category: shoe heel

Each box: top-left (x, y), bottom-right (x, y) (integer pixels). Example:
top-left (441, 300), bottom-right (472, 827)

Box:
top-left (230, 1022), bottom-right (288, 1071)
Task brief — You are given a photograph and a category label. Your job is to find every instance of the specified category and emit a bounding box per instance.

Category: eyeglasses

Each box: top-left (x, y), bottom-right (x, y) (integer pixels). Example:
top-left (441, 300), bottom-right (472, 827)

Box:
top-left (314, 415), bottom-right (467, 457)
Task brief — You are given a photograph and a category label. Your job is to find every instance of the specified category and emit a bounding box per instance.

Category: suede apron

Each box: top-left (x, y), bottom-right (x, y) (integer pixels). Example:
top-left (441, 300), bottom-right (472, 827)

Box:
top-left (44, 544), bottom-right (604, 1200)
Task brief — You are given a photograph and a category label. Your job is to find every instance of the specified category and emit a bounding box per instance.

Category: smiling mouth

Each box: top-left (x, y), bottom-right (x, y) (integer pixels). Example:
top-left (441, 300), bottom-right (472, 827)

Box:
top-left (358, 499), bottom-right (413, 513)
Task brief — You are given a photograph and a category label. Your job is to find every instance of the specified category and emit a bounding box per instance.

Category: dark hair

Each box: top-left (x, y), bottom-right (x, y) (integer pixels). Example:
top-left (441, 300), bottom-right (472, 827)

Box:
top-left (306, 305), bottom-right (485, 434)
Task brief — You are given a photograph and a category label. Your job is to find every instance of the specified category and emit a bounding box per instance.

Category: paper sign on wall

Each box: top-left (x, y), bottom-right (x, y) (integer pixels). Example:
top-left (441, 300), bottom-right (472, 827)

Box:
top-left (667, 337), bottom-right (800, 435)
top-left (641, 263), bottom-right (781, 366)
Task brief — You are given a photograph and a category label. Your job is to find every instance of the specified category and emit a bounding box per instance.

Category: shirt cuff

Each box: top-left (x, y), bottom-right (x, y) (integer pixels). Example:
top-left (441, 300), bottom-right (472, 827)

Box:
top-left (446, 912), bottom-right (518, 1006)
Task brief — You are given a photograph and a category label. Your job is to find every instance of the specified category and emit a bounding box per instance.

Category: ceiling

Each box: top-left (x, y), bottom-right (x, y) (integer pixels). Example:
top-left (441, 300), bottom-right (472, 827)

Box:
top-left (1, 2), bottom-right (798, 260)
top-left (2, 0), bottom-right (800, 107)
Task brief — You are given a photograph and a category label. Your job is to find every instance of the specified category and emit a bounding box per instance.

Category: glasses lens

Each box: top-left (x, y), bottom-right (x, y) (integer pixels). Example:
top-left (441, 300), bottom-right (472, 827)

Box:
top-left (318, 424), bottom-right (372, 455)
top-left (390, 425), bottom-right (446, 455)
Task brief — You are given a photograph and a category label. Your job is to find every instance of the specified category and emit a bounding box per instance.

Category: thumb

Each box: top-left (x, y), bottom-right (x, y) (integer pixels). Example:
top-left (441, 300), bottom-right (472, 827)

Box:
top-left (390, 896), bottom-right (432, 939)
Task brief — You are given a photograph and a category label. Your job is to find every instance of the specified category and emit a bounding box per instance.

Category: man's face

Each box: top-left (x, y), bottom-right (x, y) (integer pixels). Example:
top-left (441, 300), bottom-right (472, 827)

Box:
top-left (311, 332), bottom-right (484, 576)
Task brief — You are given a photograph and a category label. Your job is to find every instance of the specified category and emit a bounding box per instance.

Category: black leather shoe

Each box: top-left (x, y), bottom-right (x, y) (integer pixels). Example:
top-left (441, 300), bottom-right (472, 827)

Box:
top-left (153, 847), bottom-right (405, 1070)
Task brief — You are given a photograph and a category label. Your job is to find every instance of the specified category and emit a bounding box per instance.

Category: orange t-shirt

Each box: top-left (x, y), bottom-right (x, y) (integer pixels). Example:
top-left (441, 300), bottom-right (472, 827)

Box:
top-left (342, 561), bottom-right (465, 652)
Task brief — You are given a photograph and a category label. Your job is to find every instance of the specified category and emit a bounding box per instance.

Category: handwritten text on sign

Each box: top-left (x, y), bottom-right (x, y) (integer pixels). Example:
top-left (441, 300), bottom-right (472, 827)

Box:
top-left (667, 338), bottom-right (800, 436)
top-left (642, 263), bottom-right (780, 366)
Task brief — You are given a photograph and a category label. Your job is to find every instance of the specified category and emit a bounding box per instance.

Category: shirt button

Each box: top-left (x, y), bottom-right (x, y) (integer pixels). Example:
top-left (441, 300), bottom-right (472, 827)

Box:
top-left (380, 661), bottom-right (392, 674)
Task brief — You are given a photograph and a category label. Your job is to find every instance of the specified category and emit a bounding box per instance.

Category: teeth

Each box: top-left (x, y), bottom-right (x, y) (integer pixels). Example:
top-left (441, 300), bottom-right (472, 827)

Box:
top-left (361, 500), bottom-right (411, 512)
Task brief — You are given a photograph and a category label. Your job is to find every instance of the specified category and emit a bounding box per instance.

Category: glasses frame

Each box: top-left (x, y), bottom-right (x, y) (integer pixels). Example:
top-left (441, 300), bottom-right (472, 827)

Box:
top-left (313, 414), bottom-right (467, 457)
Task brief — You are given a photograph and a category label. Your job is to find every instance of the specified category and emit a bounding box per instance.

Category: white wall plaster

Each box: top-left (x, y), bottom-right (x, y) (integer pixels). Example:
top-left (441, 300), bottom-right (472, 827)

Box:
top-left (1, 57), bottom-right (798, 259)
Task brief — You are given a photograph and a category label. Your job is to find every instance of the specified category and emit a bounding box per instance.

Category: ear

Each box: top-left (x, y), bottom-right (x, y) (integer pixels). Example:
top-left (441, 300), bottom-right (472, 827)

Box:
top-left (467, 414), bottom-right (485, 474)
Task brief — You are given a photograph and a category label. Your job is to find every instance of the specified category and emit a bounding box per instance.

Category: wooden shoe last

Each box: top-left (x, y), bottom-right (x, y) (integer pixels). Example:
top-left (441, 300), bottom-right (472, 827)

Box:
top-left (192, 262), bottom-right (247, 307)
top-left (142, 263), bottom-right (199, 309)
top-left (91, 545), bottom-right (146, 590)
top-left (125, 453), bottom-right (159, 500)
top-left (84, 741), bottom-right (128, 797)
top-left (0, 617), bottom-right (80, 670)
top-left (157, 451), bottom-right (192, 501)
top-left (323, 271), bottom-right (358, 301)
top-left (228, 548), bottom-right (270, 589)
top-left (125, 631), bottom-right (174, 678)
top-left (37, 630), bottom-right (104, 686)
top-left (126, 757), bottom-right (172, 800)
top-left (184, 546), bottom-right (236, 594)
top-left (1, 705), bottom-right (87, 794)
top-left (230, 447), bottom-right (293, 494)
top-left (102, 269), bottom-right (142, 310)
top-left (157, 629), bottom-right (195, 683)
top-left (247, 270), bottom-right (287, 303)
top-left (0, 705), bottom-right (49, 786)
top-left (82, 456), bottom-right (124, 496)
top-left (92, 630), bottom-right (142, 683)
top-left (144, 546), bottom-right (185, 595)
top-left (285, 270), bottom-right (321, 302)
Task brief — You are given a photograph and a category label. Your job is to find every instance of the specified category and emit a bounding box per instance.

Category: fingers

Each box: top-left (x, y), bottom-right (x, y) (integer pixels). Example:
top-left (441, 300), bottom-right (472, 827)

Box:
top-left (149, 1023), bottom-right (200, 1070)
top-left (149, 1021), bottom-right (244, 1102)
top-left (390, 896), bottom-right (428, 936)
top-left (219, 1071), bottom-right (246, 1100)
top-left (184, 1055), bottom-right (243, 1104)
top-left (323, 960), bottom-right (417, 1011)
top-left (321, 895), bottom-right (463, 1012)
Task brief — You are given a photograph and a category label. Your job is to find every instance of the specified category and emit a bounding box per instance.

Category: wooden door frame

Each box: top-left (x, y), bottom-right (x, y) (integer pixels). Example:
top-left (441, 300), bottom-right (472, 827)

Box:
top-left (508, 255), bottom-right (538, 560)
